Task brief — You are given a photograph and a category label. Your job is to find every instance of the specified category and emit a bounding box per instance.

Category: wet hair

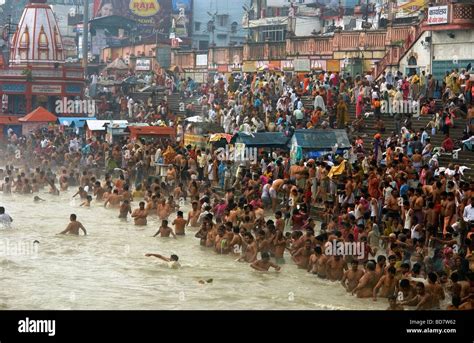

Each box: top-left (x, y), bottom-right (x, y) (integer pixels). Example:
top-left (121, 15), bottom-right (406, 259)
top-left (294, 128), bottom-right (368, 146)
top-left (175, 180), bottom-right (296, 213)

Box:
top-left (170, 255), bottom-right (179, 261)
top-left (400, 279), bottom-right (410, 288)
top-left (177, 211), bottom-right (183, 217)
top-left (70, 214), bottom-right (77, 220)
top-left (388, 266), bottom-right (396, 275)
top-left (366, 261), bottom-right (376, 271)
top-left (261, 252), bottom-right (270, 259)
top-left (377, 255), bottom-right (387, 263)
top-left (427, 272), bottom-right (438, 283)
top-left (450, 272), bottom-right (459, 282)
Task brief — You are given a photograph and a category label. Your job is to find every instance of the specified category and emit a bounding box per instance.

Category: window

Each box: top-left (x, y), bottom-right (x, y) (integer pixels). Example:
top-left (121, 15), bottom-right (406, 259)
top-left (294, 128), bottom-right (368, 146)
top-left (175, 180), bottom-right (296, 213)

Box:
top-left (194, 21), bottom-right (201, 32)
top-left (259, 25), bottom-right (286, 42)
top-left (217, 14), bottom-right (228, 27)
top-left (231, 21), bottom-right (238, 34)
top-left (217, 33), bottom-right (227, 40)
top-left (199, 40), bottom-right (209, 50)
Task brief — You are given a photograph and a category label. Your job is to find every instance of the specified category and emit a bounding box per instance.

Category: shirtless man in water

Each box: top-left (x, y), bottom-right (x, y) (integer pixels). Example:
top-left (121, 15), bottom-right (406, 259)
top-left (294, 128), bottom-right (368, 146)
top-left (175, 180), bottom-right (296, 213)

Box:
top-left (172, 211), bottom-right (186, 236)
top-left (59, 214), bottom-right (87, 235)
top-left (251, 252), bottom-right (281, 272)
top-left (187, 201), bottom-right (201, 227)
top-left (326, 255), bottom-right (347, 281)
top-left (341, 260), bottom-right (364, 292)
top-left (153, 220), bottom-right (177, 238)
top-left (308, 246), bottom-right (328, 278)
top-left (401, 282), bottom-right (436, 310)
top-left (119, 200), bottom-right (132, 219)
top-left (239, 233), bottom-right (258, 263)
top-left (104, 189), bottom-right (122, 208)
top-left (292, 239), bottom-right (312, 269)
top-left (373, 266), bottom-right (397, 301)
top-left (352, 261), bottom-right (377, 298)
top-left (131, 201), bottom-right (148, 226)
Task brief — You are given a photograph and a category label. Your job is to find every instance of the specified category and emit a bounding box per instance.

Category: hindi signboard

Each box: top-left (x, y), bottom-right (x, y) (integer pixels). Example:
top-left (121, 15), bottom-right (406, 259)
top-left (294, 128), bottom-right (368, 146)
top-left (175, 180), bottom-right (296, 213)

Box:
top-left (427, 6), bottom-right (448, 25)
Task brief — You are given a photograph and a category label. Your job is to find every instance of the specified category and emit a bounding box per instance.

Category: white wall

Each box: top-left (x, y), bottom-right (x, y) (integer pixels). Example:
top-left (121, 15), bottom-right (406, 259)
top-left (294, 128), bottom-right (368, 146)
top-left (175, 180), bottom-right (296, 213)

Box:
top-left (432, 30), bottom-right (474, 62)
top-left (399, 30), bottom-right (431, 74)
top-left (397, 29), bottom-right (474, 75)
top-left (295, 16), bottom-right (321, 36)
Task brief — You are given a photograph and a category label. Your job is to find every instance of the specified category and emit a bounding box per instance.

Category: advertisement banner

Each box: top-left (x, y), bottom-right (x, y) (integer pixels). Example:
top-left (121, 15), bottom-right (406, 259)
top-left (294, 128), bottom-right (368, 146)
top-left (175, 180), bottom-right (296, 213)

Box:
top-left (136, 58), bottom-right (151, 71)
top-left (184, 133), bottom-right (208, 149)
top-left (311, 60), bottom-right (326, 70)
top-left (93, 0), bottom-right (172, 36)
top-left (196, 54), bottom-right (208, 67)
top-left (427, 6), bottom-right (448, 25)
top-left (282, 60), bottom-right (294, 71)
top-left (243, 61), bottom-right (256, 72)
top-left (326, 60), bottom-right (341, 72)
top-left (293, 59), bottom-right (310, 72)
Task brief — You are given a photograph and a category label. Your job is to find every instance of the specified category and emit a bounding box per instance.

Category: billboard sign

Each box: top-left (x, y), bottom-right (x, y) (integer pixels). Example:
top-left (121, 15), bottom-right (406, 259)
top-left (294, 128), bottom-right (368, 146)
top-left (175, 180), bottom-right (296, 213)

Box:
top-left (93, 0), bottom-right (172, 36)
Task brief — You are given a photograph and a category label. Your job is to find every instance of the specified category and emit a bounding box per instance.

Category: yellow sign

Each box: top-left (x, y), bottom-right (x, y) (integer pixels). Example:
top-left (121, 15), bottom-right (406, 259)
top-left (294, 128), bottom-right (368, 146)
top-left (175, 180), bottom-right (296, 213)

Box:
top-left (129, 0), bottom-right (160, 17)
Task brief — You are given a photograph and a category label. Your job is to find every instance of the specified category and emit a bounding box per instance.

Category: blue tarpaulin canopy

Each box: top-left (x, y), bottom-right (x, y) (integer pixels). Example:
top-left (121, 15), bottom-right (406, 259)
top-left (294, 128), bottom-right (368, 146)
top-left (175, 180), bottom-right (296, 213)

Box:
top-left (233, 132), bottom-right (291, 148)
top-left (58, 117), bottom-right (96, 129)
top-left (290, 129), bottom-right (351, 150)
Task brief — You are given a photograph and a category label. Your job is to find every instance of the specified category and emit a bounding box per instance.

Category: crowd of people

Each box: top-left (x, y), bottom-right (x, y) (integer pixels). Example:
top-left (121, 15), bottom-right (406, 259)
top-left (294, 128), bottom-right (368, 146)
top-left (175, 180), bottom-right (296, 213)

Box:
top-left (1, 64), bottom-right (474, 311)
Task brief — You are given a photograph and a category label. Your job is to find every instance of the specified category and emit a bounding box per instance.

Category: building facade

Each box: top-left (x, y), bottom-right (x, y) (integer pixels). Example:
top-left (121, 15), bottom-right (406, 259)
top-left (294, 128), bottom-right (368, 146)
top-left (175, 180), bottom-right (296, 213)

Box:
top-left (191, 0), bottom-right (246, 50)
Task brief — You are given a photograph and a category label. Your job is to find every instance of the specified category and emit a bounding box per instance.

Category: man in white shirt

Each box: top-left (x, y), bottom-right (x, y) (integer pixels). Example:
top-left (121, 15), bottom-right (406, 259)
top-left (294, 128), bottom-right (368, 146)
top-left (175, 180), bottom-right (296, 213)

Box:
top-left (0, 207), bottom-right (13, 228)
top-left (313, 92), bottom-right (326, 113)
top-left (463, 197), bottom-right (474, 222)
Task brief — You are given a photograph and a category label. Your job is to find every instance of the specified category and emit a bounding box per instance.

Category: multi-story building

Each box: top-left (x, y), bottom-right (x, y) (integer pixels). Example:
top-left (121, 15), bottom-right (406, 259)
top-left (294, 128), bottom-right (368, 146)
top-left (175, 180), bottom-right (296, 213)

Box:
top-left (191, 0), bottom-right (246, 50)
top-left (246, 0), bottom-right (322, 42)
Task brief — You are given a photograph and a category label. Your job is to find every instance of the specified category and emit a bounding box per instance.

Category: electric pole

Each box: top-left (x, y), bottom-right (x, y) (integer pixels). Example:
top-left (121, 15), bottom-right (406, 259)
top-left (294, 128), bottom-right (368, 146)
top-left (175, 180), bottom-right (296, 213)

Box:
top-left (82, 0), bottom-right (89, 76)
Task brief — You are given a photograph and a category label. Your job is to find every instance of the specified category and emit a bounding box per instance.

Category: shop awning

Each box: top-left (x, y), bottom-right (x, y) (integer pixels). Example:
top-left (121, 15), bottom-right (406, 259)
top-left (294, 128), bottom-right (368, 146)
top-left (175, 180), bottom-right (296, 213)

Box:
top-left (291, 129), bottom-right (351, 150)
top-left (58, 117), bottom-right (96, 128)
top-left (0, 116), bottom-right (21, 125)
top-left (86, 120), bottom-right (128, 131)
top-left (234, 132), bottom-right (290, 148)
top-left (125, 126), bottom-right (176, 136)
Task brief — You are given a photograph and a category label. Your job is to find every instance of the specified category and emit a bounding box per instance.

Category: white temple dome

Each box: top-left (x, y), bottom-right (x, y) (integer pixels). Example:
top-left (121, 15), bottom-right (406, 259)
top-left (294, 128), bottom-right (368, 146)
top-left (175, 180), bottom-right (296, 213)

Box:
top-left (10, 0), bottom-right (64, 65)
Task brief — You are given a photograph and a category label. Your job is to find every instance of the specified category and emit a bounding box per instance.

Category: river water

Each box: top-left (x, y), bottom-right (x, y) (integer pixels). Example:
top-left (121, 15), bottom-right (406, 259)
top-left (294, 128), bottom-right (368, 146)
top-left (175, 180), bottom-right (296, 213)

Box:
top-left (0, 191), bottom-right (387, 310)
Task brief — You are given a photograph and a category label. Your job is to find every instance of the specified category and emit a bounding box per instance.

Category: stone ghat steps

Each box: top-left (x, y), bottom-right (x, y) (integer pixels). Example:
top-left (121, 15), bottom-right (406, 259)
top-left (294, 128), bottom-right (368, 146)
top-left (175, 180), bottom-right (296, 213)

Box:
top-left (301, 95), bottom-right (474, 180)
top-left (129, 92), bottom-right (204, 117)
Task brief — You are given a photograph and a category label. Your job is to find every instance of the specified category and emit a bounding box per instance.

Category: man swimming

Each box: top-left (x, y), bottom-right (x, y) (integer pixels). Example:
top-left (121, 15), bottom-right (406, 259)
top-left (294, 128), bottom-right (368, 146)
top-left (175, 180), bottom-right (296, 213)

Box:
top-left (59, 214), bottom-right (87, 235)
top-left (145, 253), bottom-right (181, 269)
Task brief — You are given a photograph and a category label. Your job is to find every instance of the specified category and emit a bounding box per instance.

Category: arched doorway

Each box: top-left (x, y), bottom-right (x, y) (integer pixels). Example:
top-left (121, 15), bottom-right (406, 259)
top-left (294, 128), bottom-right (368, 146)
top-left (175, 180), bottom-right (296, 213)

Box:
top-left (407, 56), bottom-right (417, 76)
